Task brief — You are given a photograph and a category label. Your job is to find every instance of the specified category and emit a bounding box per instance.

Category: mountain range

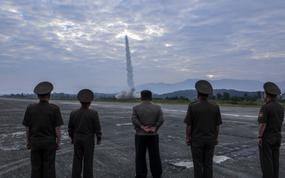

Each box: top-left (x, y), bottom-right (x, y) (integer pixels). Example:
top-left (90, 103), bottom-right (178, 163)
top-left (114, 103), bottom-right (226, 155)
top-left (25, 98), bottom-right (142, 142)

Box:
top-left (137, 79), bottom-right (285, 94)
top-left (155, 89), bottom-right (262, 100)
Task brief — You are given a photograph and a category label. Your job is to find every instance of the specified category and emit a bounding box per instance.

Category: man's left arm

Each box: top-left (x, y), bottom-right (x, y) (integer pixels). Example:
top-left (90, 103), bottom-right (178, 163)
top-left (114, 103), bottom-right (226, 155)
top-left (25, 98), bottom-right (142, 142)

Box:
top-left (185, 125), bottom-right (191, 145)
top-left (25, 127), bottom-right (31, 149)
top-left (93, 112), bottom-right (102, 145)
top-left (215, 106), bottom-right (222, 143)
top-left (281, 106), bottom-right (284, 124)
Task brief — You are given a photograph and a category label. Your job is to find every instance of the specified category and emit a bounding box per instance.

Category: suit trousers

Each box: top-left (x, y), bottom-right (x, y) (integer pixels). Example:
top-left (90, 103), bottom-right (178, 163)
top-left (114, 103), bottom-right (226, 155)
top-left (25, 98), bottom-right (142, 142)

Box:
top-left (135, 134), bottom-right (162, 178)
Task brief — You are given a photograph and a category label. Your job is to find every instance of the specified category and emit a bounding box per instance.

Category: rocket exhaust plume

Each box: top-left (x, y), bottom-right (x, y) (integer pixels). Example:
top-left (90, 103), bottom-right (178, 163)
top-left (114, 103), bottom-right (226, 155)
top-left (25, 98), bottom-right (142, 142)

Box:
top-left (125, 35), bottom-right (135, 90)
top-left (116, 35), bottom-right (136, 99)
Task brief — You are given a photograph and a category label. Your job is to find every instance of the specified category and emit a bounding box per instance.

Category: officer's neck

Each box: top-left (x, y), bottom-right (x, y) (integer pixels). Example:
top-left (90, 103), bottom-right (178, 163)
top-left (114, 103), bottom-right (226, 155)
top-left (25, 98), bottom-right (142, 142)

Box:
top-left (141, 100), bottom-right (151, 103)
top-left (265, 97), bottom-right (277, 103)
top-left (81, 105), bottom-right (90, 109)
top-left (39, 99), bottom-right (49, 103)
top-left (198, 96), bottom-right (208, 101)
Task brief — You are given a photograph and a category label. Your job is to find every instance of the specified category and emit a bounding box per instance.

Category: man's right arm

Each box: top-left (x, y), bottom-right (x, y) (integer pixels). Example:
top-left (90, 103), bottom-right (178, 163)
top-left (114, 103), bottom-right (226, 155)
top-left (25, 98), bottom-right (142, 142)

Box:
top-left (55, 127), bottom-right (61, 150)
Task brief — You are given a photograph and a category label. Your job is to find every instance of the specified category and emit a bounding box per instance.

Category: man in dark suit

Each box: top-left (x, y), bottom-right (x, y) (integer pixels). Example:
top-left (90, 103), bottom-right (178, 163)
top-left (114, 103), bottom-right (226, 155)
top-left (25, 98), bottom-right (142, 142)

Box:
top-left (132, 90), bottom-right (164, 178)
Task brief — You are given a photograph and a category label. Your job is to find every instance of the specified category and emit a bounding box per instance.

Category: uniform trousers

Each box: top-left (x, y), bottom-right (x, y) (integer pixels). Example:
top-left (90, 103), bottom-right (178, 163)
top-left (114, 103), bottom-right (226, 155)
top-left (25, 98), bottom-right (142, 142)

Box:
top-left (31, 141), bottom-right (56, 178)
top-left (72, 134), bottom-right (95, 178)
top-left (135, 134), bottom-right (162, 178)
top-left (191, 142), bottom-right (215, 178)
top-left (259, 137), bottom-right (281, 178)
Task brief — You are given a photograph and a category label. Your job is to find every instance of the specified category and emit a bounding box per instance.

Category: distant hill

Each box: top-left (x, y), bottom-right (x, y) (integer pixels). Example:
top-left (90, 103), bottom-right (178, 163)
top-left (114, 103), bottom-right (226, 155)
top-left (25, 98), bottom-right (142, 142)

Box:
top-left (156, 89), bottom-right (262, 100)
top-left (137, 79), bottom-right (285, 94)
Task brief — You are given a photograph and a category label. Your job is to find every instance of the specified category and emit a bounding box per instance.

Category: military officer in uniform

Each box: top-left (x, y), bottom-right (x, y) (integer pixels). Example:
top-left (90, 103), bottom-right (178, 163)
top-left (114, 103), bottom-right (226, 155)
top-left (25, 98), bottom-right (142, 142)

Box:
top-left (132, 90), bottom-right (164, 178)
top-left (184, 80), bottom-right (222, 178)
top-left (258, 82), bottom-right (284, 178)
top-left (22, 81), bottom-right (64, 178)
top-left (68, 89), bottom-right (102, 178)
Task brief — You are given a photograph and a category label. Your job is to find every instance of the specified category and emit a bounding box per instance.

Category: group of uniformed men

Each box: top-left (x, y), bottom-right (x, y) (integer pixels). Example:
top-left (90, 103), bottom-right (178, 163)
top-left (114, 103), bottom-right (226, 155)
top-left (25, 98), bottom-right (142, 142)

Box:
top-left (22, 80), bottom-right (284, 178)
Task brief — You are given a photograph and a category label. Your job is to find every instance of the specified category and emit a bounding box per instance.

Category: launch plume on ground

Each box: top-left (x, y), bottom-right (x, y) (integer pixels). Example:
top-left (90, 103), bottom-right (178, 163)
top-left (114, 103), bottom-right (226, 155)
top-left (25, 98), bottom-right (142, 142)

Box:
top-left (116, 35), bottom-right (136, 99)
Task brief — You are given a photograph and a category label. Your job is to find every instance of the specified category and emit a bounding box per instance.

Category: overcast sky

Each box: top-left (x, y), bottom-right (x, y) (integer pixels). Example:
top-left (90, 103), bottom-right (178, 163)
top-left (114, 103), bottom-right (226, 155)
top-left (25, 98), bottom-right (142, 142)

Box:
top-left (0, 0), bottom-right (285, 94)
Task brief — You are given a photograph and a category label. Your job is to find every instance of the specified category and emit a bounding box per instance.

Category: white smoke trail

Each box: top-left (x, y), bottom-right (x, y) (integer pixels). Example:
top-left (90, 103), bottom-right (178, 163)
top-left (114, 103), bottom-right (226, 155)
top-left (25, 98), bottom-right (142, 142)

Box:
top-left (125, 35), bottom-right (135, 90)
top-left (116, 35), bottom-right (136, 99)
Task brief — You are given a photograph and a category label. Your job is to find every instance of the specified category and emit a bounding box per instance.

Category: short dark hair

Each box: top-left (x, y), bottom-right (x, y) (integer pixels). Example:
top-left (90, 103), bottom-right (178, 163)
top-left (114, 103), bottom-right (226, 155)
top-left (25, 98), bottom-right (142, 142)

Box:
top-left (141, 90), bottom-right (152, 100)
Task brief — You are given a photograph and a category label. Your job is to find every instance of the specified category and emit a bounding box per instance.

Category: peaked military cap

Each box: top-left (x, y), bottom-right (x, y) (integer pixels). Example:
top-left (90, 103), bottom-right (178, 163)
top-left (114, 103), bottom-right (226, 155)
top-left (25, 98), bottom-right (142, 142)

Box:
top-left (263, 82), bottom-right (281, 96)
top-left (77, 89), bottom-right (94, 103)
top-left (34, 81), bottom-right (53, 95)
top-left (195, 80), bottom-right (213, 95)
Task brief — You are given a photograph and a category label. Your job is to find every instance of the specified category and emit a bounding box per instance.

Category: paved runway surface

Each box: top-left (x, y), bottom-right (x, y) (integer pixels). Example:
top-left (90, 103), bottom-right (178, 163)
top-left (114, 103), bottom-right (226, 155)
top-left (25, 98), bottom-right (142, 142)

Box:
top-left (0, 98), bottom-right (284, 178)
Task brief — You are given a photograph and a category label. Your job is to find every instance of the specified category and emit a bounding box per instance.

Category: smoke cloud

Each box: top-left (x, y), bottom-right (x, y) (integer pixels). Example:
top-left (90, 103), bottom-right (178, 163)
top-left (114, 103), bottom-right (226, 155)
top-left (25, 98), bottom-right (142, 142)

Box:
top-left (125, 35), bottom-right (135, 90)
top-left (116, 35), bottom-right (136, 99)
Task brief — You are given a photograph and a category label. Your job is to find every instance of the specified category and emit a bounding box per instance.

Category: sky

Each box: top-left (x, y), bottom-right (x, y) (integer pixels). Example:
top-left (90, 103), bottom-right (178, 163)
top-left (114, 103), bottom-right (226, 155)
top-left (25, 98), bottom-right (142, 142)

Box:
top-left (0, 0), bottom-right (285, 94)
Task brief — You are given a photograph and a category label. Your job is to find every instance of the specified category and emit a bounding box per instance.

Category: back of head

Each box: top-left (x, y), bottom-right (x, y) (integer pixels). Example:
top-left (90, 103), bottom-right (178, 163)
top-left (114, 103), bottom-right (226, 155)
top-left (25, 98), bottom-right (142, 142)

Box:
top-left (34, 81), bottom-right (53, 102)
top-left (77, 89), bottom-right (94, 108)
top-left (195, 80), bottom-right (213, 100)
top-left (141, 90), bottom-right (152, 101)
top-left (263, 82), bottom-right (281, 99)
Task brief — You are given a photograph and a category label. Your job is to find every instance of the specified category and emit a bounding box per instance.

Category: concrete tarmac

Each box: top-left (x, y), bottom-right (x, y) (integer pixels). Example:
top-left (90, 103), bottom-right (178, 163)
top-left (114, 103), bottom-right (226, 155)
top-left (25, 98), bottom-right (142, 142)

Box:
top-left (0, 98), bottom-right (284, 178)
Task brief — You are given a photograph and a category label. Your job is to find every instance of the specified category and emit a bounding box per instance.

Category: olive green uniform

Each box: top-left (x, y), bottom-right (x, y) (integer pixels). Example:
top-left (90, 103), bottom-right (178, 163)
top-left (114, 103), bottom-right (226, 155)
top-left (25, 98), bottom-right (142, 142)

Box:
top-left (68, 108), bottom-right (102, 178)
top-left (184, 100), bottom-right (222, 178)
top-left (258, 99), bottom-right (284, 178)
top-left (23, 101), bottom-right (63, 178)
